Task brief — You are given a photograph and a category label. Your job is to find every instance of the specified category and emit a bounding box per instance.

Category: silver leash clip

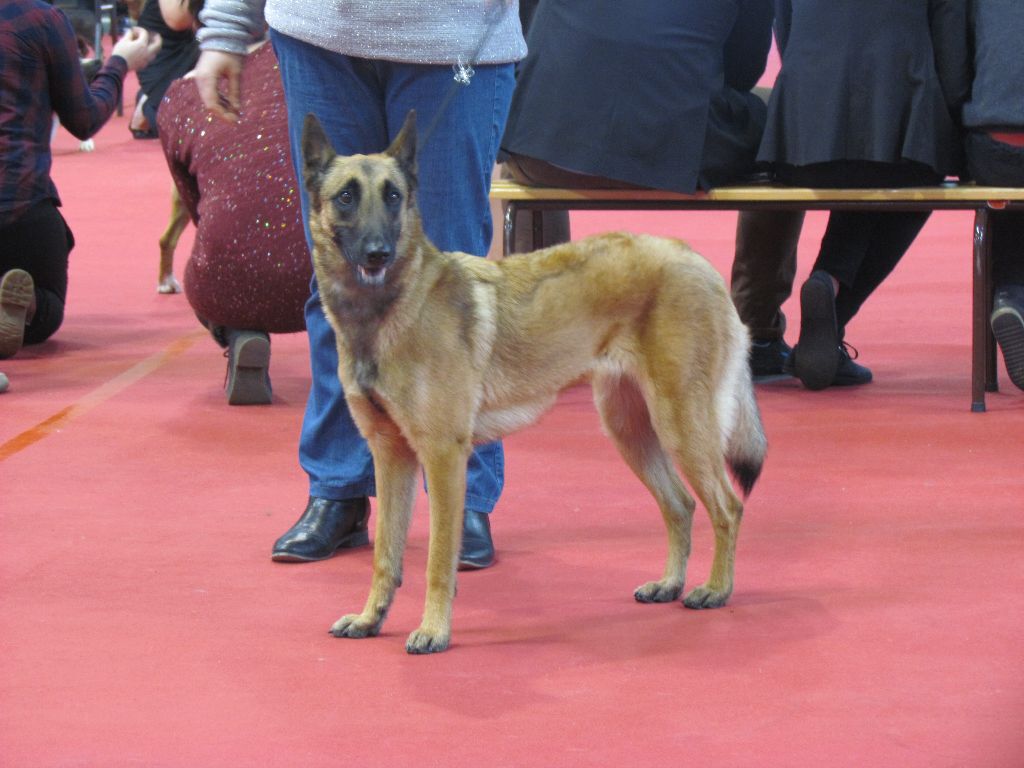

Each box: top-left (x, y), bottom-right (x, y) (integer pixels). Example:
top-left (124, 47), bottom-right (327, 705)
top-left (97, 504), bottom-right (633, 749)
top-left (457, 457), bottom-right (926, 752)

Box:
top-left (453, 56), bottom-right (475, 86)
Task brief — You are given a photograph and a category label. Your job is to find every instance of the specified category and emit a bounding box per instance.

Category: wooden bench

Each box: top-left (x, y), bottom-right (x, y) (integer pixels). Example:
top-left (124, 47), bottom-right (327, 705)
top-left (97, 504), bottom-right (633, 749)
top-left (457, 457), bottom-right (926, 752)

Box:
top-left (490, 179), bottom-right (1024, 412)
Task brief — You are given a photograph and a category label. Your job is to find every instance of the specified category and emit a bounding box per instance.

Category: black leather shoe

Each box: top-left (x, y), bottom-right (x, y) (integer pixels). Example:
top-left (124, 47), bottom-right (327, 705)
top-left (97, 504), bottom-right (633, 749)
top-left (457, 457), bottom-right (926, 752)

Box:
top-left (458, 510), bottom-right (495, 571)
top-left (271, 496), bottom-right (370, 562)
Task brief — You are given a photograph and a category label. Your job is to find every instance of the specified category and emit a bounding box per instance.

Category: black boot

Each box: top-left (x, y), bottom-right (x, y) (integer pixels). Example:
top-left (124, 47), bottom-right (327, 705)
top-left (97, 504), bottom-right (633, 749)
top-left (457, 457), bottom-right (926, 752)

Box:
top-left (458, 510), bottom-right (495, 570)
top-left (271, 497), bottom-right (370, 562)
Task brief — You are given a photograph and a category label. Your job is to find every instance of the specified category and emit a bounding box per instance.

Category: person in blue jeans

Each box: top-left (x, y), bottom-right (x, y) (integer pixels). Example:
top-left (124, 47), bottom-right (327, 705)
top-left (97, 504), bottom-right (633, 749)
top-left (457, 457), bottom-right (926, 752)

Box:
top-left (193, 0), bottom-right (526, 569)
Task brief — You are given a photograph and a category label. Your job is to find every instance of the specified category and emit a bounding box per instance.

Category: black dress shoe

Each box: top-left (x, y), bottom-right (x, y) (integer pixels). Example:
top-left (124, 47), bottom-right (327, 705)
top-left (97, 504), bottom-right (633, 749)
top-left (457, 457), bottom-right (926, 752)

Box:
top-left (458, 509), bottom-right (495, 571)
top-left (271, 496), bottom-right (370, 562)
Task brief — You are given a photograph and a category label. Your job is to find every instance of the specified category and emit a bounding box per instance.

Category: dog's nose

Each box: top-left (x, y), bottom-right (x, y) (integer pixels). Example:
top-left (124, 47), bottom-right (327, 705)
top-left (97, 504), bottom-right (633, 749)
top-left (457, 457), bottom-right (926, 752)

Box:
top-left (365, 249), bottom-right (390, 268)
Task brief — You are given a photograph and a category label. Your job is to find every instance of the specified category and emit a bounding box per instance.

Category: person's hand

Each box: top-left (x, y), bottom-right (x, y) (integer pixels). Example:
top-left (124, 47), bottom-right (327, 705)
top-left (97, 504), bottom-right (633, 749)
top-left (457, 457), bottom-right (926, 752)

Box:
top-left (192, 50), bottom-right (245, 123)
top-left (111, 27), bottom-right (162, 71)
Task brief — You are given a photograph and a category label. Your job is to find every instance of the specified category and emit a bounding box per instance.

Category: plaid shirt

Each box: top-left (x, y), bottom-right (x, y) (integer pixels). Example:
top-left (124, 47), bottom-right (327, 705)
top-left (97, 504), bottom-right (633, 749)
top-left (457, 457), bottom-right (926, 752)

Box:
top-left (0, 0), bottom-right (127, 229)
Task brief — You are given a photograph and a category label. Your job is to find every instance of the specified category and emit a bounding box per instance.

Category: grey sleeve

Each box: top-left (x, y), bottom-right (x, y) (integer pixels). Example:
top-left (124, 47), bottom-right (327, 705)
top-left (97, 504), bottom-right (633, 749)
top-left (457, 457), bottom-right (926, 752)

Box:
top-left (196, 0), bottom-right (268, 54)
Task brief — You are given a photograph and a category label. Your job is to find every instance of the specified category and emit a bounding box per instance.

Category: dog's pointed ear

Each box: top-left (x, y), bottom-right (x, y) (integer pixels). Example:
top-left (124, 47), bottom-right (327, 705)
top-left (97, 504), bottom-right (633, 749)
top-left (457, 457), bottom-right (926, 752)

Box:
top-left (301, 113), bottom-right (335, 209)
top-left (385, 109), bottom-right (418, 191)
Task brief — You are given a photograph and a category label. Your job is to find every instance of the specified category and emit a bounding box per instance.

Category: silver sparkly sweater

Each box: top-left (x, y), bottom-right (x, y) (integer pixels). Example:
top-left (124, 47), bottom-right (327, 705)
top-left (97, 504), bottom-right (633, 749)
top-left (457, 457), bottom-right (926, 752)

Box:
top-left (197, 0), bottom-right (526, 66)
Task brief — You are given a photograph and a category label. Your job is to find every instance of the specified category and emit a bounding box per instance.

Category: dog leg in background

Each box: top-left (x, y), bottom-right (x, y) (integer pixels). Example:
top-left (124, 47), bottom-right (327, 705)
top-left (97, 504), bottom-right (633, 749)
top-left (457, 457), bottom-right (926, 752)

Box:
top-left (330, 418), bottom-right (419, 641)
top-left (158, 185), bottom-right (187, 294)
top-left (593, 372), bottom-right (695, 604)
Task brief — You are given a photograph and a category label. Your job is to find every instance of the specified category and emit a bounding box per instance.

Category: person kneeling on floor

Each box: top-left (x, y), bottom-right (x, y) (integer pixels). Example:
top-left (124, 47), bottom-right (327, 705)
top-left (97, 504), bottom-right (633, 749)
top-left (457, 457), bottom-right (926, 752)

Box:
top-left (0, 2), bottom-right (160, 367)
top-left (157, 42), bottom-right (311, 405)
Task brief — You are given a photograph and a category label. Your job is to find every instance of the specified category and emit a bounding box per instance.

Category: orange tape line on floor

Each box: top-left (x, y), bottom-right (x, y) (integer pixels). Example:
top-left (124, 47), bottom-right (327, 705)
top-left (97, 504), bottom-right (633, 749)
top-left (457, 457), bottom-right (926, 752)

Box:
top-left (0, 329), bottom-right (207, 462)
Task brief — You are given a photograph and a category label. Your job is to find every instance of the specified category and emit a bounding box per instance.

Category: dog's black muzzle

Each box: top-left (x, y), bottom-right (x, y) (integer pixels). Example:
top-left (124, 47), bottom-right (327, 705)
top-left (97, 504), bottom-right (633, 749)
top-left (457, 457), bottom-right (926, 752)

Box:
top-left (356, 247), bottom-right (393, 286)
top-left (335, 230), bottom-right (396, 287)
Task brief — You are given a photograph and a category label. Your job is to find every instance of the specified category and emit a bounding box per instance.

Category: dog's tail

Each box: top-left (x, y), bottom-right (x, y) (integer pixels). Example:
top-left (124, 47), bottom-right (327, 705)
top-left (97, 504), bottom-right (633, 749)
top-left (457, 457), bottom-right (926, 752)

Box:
top-left (720, 328), bottom-right (768, 498)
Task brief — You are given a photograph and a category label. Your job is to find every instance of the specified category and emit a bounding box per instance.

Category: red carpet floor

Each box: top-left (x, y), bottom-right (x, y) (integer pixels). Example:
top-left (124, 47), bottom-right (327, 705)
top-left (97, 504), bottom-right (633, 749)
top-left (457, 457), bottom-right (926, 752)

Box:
top-left (2, 96), bottom-right (1023, 767)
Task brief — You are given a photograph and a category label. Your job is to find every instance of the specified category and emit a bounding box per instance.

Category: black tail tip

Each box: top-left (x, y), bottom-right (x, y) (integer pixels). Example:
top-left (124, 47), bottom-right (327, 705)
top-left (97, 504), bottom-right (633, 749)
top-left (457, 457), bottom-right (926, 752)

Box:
top-left (730, 460), bottom-right (762, 498)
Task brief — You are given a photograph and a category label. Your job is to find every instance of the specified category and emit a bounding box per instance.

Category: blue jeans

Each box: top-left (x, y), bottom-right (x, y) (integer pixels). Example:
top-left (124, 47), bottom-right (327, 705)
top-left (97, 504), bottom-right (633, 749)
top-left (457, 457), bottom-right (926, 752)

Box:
top-left (271, 30), bottom-right (512, 513)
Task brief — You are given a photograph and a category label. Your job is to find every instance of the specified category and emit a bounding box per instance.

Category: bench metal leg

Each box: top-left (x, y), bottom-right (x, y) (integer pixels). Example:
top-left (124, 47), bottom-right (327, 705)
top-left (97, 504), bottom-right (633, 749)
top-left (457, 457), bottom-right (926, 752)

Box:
top-left (93, 1), bottom-right (123, 115)
top-left (531, 209), bottom-right (544, 250)
top-left (503, 202), bottom-right (516, 258)
top-left (972, 207), bottom-right (998, 412)
top-left (502, 203), bottom-right (548, 254)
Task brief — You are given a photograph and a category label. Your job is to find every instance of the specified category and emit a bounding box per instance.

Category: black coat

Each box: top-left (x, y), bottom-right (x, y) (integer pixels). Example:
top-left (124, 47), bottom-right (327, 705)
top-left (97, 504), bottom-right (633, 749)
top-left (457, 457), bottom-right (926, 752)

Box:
top-left (963, 0), bottom-right (1024, 130)
top-left (500, 0), bottom-right (774, 193)
top-left (758, 0), bottom-right (970, 177)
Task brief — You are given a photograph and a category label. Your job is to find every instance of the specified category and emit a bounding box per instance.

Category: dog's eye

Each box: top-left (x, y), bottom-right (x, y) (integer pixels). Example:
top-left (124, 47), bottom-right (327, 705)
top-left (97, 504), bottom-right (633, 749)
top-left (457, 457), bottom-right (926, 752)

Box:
top-left (335, 181), bottom-right (360, 209)
top-left (383, 183), bottom-right (402, 207)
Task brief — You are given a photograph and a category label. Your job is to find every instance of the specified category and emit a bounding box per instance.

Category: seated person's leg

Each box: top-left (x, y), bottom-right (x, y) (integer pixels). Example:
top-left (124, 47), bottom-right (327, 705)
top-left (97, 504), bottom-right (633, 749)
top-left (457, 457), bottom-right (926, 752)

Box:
top-left (731, 210), bottom-right (803, 379)
top-left (990, 211), bottom-right (1024, 391)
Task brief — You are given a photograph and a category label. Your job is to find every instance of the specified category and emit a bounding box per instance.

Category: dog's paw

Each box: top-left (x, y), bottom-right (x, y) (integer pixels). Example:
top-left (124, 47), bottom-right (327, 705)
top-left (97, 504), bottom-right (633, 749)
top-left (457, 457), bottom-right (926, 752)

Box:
top-left (405, 627), bottom-right (450, 655)
top-left (634, 580), bottom-right (684, 603)
top-left (157, 275), bottom-right (183, 294)
top-left (682, 584), bottom-right (731, 610)
top-left (329, 613), bottom-right (381, 639)
top-left (79, 139), bottom-right (95, 153)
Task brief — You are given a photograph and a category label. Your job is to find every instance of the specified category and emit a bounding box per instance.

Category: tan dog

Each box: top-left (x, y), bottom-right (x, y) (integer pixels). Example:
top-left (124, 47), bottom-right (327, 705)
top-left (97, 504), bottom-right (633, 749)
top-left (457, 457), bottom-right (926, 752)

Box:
top-left (301, 111), bottom-right (767, 654)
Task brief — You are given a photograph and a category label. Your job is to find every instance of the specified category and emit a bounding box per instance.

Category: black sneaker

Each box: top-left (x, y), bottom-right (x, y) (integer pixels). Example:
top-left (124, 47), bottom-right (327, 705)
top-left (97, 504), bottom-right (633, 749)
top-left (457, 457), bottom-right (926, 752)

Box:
top-left (795, 270), bottom-right (840, 390)
top-left (991, 284), bottom-right (1024, 391)
top-left (832, 343), bottom-right (873, 387)
top-left (787, 342), bottom-right (872, 388)
top-left (750, 338), bottom-right (793, 382)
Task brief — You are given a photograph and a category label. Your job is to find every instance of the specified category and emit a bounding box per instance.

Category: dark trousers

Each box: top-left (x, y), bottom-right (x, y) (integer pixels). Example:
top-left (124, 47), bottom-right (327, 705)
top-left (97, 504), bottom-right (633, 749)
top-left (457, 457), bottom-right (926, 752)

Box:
top-left (965, 131), bottom-right (1024, 287)
top-left (777, 161), bottom-right (940, 336)
top-left (501, 153), bottom-right (604, 253)
top-left (0, 200), bottom-right (74, 345)
top-left (731, 209), bottom-right (804, 341)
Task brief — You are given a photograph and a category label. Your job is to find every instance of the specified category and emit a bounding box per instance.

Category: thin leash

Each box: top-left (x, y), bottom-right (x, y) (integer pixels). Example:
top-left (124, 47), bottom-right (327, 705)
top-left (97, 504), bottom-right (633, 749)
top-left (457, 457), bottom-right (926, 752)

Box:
top-left (418, 3), bottom-right (508, 148)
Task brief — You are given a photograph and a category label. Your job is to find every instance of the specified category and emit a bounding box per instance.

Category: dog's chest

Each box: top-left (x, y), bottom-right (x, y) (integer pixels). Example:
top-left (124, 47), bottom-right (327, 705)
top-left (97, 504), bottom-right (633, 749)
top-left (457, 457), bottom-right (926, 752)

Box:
top-left (336, 318), bottom-right (411, 415)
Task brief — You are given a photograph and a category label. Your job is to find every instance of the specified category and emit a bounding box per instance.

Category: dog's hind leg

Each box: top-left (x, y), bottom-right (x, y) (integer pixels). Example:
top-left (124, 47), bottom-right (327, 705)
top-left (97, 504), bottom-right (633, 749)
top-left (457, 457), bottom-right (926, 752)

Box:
top-left (330, 430), bottom-right (419, 640)
top-left (678, 462), bottom-right (744, 609)
top-left (405, 441), bottom-right (471, 654)
top-left (647, 389), bottom-right (745, 610)
top-left (593, 372), bottom-right (695, 604)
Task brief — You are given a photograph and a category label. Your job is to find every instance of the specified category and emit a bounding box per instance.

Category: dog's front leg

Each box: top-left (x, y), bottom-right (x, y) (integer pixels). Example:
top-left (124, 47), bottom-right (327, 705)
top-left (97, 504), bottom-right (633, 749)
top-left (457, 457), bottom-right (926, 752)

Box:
top-left (406, 443), bottom-right (469, 655)
top-left (330, 433), bottom-right (418, 640)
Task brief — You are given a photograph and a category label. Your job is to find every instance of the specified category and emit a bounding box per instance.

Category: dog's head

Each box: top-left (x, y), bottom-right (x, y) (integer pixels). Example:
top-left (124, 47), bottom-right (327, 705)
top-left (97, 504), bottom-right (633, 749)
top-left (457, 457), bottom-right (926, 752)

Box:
top-left (301, 111), bottom-right (419, 289)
